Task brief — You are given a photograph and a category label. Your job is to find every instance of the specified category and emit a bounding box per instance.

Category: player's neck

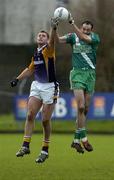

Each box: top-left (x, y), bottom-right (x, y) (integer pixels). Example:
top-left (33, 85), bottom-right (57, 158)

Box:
top-left (37, 44), bottom-right (47, 52)
top-left (38, 43), bottom-right (46, 48)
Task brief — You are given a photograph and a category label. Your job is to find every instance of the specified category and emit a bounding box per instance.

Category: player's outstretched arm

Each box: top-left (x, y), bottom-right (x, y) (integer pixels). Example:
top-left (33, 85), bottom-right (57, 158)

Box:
top-left (49, 17), bottom-right (67, 46)
top-left (68, 13), bottom-right (92, 43)
top-left (10, 68), bottom-right (34, 87)
top-left (57, 35), bottom-right (67, 44)
top-left (48, 17), bottom-right (59, 48)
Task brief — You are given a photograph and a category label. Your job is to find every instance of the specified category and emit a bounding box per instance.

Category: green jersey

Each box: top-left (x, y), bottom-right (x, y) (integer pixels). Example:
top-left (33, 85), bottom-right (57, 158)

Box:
top-left (66, 32), bottom-right (100, 69)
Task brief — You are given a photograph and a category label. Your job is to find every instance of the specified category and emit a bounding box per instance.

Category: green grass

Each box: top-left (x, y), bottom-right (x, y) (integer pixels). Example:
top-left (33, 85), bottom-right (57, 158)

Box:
top-left (0, 114), bottom-right (114, 133)
top-left (0, 134), bottom-right (114, 180)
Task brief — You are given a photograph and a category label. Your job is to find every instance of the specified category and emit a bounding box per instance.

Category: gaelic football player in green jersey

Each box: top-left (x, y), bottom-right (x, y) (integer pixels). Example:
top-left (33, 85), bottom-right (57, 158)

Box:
top-left (56, 14), bottom-right (100, 153)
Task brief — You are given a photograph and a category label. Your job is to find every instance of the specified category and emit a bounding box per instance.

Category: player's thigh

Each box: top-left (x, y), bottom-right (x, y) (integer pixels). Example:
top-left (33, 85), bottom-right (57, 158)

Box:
top-left (74, 89), bottom-right (85, 107)
top-left (42, 103), bottom-right (55, 120)
top-left (27, 96), bottom-right (42, 117)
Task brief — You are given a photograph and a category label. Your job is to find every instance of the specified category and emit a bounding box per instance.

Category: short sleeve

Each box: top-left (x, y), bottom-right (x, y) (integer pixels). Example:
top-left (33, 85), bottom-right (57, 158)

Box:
top-left (44, 45), bottom-right (55, 58)
top-left (91, 33), bottom-right (100, 45)
top-left (66, 33), bottom-right (76, 45)
top-left (28, 57), bottom-right (34, 70)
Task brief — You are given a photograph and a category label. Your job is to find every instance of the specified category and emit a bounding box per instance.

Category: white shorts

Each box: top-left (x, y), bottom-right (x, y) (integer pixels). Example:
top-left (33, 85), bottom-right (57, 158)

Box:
top-left (29, 81), bottom-right (59, 104)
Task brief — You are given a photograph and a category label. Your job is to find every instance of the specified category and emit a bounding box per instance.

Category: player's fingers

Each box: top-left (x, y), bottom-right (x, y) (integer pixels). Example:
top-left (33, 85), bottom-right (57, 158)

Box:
top-left (54, 17), bottom-right (60, 25)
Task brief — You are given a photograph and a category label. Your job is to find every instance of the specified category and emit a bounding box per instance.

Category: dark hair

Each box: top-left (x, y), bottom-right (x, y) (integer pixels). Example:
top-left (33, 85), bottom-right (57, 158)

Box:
top-left (81, 20), bottom-right (94, 30)
top-left (39, 30), bottom-right (49, 39)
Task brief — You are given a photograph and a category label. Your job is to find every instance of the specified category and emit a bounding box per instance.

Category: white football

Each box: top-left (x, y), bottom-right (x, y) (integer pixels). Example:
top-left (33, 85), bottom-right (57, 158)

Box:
top-left (54, 7), bottom-right (69, 21)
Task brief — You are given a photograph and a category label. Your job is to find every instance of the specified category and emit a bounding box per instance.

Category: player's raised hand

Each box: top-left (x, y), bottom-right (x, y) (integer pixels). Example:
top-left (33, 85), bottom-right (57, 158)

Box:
top-left (51, 17), bottom-right (60, 30)
top-left (68, 12), bottom-right (74, 25)
top-left (10, 78), bottom-right (19, 87)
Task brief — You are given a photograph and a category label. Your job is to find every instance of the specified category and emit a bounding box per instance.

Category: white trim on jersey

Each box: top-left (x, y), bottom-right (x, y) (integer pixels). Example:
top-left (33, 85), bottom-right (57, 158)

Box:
top-left (34, 61), bottom-right (44, 65)
top-left (81, 53), bottom-right (95, 69)
top-left (37, 44), bottom-right (47, 52)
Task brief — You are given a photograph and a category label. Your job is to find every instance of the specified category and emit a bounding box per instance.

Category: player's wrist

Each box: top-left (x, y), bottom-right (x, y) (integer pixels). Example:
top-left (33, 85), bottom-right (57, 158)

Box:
top-left (15, 78), bottom-right (19, 83)
top-left (51, 17), bottom-right (59, 30)
top-left (16, 78), bottom-right (19, 82)
top-left (69, 19), bottom-right (75, 25)
top-left (68, 12), bottom-right (74, 25)
top-left (10, 78), bottom-right (19, 87)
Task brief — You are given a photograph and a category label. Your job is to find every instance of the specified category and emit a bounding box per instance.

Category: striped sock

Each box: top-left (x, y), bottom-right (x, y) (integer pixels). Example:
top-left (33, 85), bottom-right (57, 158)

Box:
top-left (79, 128), bottom-right (88, 142)
top-left (42, 140), bottom-right (50, 153)
top-left (22, 136), bottom-right (31, 148)
top-left (73, 129), bottom-right (81, 144)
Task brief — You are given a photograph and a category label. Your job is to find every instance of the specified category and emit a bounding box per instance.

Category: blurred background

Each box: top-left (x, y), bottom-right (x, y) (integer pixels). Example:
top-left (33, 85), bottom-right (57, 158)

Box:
top-left (0, 0), bottom-right (114, 133)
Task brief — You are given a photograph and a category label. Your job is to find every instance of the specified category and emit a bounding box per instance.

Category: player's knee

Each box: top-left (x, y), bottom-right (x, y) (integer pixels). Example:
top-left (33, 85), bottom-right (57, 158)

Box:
top-left (42, 119), bottom-right (50, 127)
top-left (27, 111), bottom-right (34, 121)
top-left (84, 107), bottom-right (89, 116)
top-left (78, 106), bottom-right (85, 114)
top-left (42, 119), bottom-right (49, 123)
top-left (42, 111), bottom-right (50, 122)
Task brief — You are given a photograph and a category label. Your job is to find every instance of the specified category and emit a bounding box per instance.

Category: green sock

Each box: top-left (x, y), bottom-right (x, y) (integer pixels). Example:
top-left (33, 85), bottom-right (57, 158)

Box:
top-left (74, 130), bottom-right (81, 143)
top-left (79, 128), bottom-right (87, 139)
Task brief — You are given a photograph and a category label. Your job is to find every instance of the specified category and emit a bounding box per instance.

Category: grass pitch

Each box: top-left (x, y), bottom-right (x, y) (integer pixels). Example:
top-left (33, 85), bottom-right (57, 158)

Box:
top-left (0, 134), bottom-right (114, 180)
